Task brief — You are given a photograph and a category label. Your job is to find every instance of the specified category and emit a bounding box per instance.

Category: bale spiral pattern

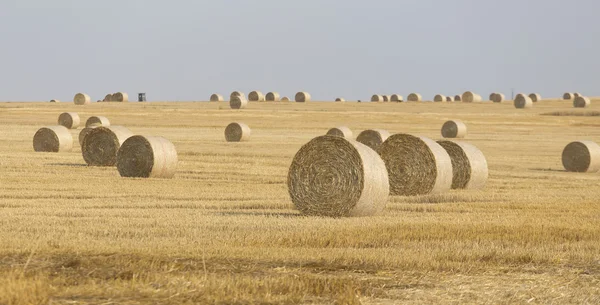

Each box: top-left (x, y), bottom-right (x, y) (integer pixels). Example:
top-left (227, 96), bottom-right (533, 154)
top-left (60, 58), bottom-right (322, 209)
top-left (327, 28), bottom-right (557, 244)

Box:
top-left (437, 140), bottom-right (488, 190)
top-left (562, 141), bottom-right (600, 173)
top-left (33, 126), bottom-right (73, 152)
top-left (356, 129), bottom-right (391, 151)
top-left (326, 126), bottom-right (353, 139)
top-left (117, 136), bottom-right (178, 178)
top-left (225, 122), bottom-right (251, 142)
top-left (58, 112), bottom-right (81, 129)
top-left (82, 126), bottom-right (133, 166)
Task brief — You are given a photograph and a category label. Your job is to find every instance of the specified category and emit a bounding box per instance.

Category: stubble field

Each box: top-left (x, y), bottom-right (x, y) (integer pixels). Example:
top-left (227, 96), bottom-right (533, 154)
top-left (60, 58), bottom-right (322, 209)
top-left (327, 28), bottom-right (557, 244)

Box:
top-left (0, 99), bottom-right (599, 304)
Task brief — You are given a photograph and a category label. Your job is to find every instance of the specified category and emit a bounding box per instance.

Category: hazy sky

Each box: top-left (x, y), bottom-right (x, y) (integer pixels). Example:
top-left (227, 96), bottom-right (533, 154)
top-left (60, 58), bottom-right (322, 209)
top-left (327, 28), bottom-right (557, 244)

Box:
top-left (0, 0), bottom-right (598, 101)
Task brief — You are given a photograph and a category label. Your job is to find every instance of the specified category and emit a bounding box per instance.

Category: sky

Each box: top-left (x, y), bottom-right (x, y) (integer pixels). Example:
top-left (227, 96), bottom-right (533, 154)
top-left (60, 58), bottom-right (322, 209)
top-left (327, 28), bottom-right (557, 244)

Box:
top-left (0, 0), bottom-right (598, 102)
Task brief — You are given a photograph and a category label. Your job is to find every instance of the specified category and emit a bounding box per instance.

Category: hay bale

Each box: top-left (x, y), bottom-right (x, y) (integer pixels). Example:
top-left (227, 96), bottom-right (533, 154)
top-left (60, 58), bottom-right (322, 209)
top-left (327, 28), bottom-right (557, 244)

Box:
top-left (446, 96), bottom-right (454, 102)
top-left (281, 96), bottom-right (290, 102)
top-left (78, 127), bottom-right (95, 146)
top-left (514, 94), bottom-right (533, 109)
top-left (104, 94), bottom-right (113, 102)
top-left (287, 136), bottom-right (389, 217)
top-left (82, 126), bottom-right (133, 166)
top-left (529, 93), bottom-right (542, 102)
top-left (248, 91), bottom-right (265, 102)
top-left (407, 93), bottom-right (422, 102)
top-left (265, 92), bottom-right (280, 102)
top-left (574, 93), bottom-right (582, 98)
top-left (434, 94), bottom-right (446, 102)
top-left (382, 95), bottom-right (390, 102)
top-left (441, 120), bottom-right (467, 138)
top-left (230, 95), bottom-right (248, 109)
top-left (326, 126), bottom-right (353, 138)
top-left (73, 93), bottom-right (91, 105)
top-left (295, 92), bottom-right (311, 102)
top-left (224, 122), bottom-right (251, 142)
top-left (378, 134), bottom-right (452, 196)
top-left (356, 129), bottom-right (390, 151)
top-left (33, 126), bottom-right (73, 152)
top-left (390, 94), bottom-right (403, 102)
top-left (113, 92), bottom-right (129, 102)
top-left (371, 94), bottom-right (384, 102)
top-left (462, 91), bottom-right (482, 103)
top-left (335, 97), bottom-right (346, 102)
top-left (230, 91), bottom-right (245, 100)
top-left (50, 99), bottom-right (60, 103)
top-left (574, 96), bottom-right (591, 108)
top-left (210, 94), bottom-right (224, 102)
top-left (563, 92), bottom-right (574, 100)
top-left (562, 141), bottom-right (600, 173)
top-left (491, 93), bottom-right (505, 103)
top-left (454, 95), bottom-right (462, 102)
top-left (85, 116), bottom-right (110, 128)
top-left (437, 140), bottom-right (488, 189)
top-left (117, 136), bottom-right (178, 178)
top-left (58, 112), bottom-right (81, 129)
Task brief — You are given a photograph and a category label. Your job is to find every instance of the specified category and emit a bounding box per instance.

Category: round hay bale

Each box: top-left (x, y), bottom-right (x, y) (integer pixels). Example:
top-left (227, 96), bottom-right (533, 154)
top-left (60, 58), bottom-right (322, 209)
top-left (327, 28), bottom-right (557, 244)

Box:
top-left (514, 94), bottom-right (533, 109)
top-left (378, 134), bottom-right (452, 196)
top-left (489, 93), bottom-right (497, 101)
top-left (265, 92), bottom-right (280, 102)
top-left (58, 112), bottom-right (81, 129)
top-left (230, 95), bottom-right (248, 109)
top-left (281, 96), bottom-right (290, 102)
top-left (326, 126), bottom-right (353, 139)
top-left (117, 136), bottom-right (178, 178)
top-left (574, 96), bottom-right (591, 108)
top-left (82, 126), bottom-right (133, 166)
top-left (434, 94), bottom-right (446, 102)
top-left (574, 93), bottom-right (582, 98)
top-left (562, 141), bottom-right (600, 173)
top-left (390, 94), bottom-right (404, 102)
top-left (78, 127), bottom-right (95, 146)
top-left (491, 93), bottom-right (505, 103)
top-left (382, 95), bottom-right (390, 102)
top-left (85, 116), bottom-right (110, 128)
top-left (104, 94), bottom-right (113, 102)
top-left (224, 122), bottom-right (251, 142)
top-left (287, 136), bottom-right (389, 217)
top-left (462, 91), bottom-right (482, 103)
top-left (210, 94), bottom-right (224, 102)
top-left (230, 91), bottom-right (245, 100)
top-left (407, 93), bottom-right (422, 102)
top-left (446, 96), bottom-right (454, 102)
top-left (529, 93), bottom-right (542, 102)
top-left (437, 140), bottom-right (488, 189)
top-left (356, 129), bottom-right (390, 151)
top-left (49, 99), bottom-right (60, 103)
top-left (441, 120), bottom-right (467, 138)
top-left (113, 92), bottom-right (128, 102)
top-left (73, 93), bottom-right (91, 105)
top-left (248, 91), bottom-right (265, 102)
top-left (371, 94), bottom-right (384, 102)
top-left (33, 126), bottom-right (73, 152)
top-left (295, 92), bottom-right (311, 103)
top-left (454, 95), bottom-right (462, 102)
top-left (563, 92), bottom-right (574, 100)
top-left (335, 97), bottom-right (346, 102)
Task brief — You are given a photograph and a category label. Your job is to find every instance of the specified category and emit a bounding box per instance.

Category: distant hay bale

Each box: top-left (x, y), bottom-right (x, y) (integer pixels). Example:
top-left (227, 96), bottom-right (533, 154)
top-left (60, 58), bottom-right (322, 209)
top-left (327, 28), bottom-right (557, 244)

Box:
top-left (295, 92), bottom-right (311, 103)
top-left (265, 92), bottom-right (280, 102)
top-left (407, 93), bottom-right (422, 102)
top-left (224, 122), bottom-right (251, 142)
top-left (562, 141), bottom-right (600, 173)
top-left (104, 94), bottom-right (113, 102)
top-left (281, 96), bottom-right (290, 102)
top-left (78, 127), bottom-right (95, 146)
top-left (73, 93), bottom-right (91, 105)
top-left (378, 134), bottom-right (452, 196)
top-left (33, 126), bottom-right (73, 152)
top-left (82, 126), bottom-right (133, 166)
top-left (574, 93), bottom-right (582, 98)
top-left (58, 112), bottom-right (80, 129)
top-left (85, 116), bottom-right (111, 128)
top-left (326, 126), bottom-right (353, 138)
top-left (335, 97), bottom-right (346, 102)
top-left (437, 140), bottom-right (488, 189)
top-left (434, 94), bottom-right (446, 102)
top-left (49, 99), bottom-right (60, 103)
top-left (113, 92), bottom-right (129, 102)
top-left (446, 96), bottom-right (453, 102)
top-left (529, 93), bottom-right (542, 102)
top-left (574, 96), bottom-right (591, 108)
top-left (491, 93), bottom-right (505, 103)
top-left (230, 95), bottom-right (248, 109)
top-left (382, 95), bottom-right (390, 102)
top-left (356, 129), bottom-right (390, 151)
top-left (230, 91), bottom-right (245, 100)
top-left (210, 94), bottom-right (224, 102)
top-left (441, 120), bottom-right (467, 138)
top-left (489, 93), bottom-right (497, 101)
top-left (514, 94), bottom-right (533, 109)
top-left (454, 95), bottom-right (462, 102)
top-left (371, 94), bottom-right (384, 102)
top-left (390, 94), bottom-right (403, 102)
top-left (117, 135), bottom-right (178, 178)
top-left (248, 91), bottom-right (265, 102)
top-left (563, 92), bottom-right (574, 100)
top-left (287, 136), bottom-right (389, 217)
top-left (462, 91), bottom-right (482, 103)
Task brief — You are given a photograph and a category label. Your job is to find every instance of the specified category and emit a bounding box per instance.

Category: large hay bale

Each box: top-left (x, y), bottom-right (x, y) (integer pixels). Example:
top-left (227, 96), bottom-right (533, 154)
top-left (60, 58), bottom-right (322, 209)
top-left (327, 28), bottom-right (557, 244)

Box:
top-left (491, 93), bottom-right (505, 103)
top-left (454, 95), bottom-right (462, 102)
top-left (265, 92), bottom-right (280, 102)
top-left (230, 95), bottom-right (248, 109)
top-left (210, 94), bottom-right (224, 102)
top-left (382, 95), bottom-right (390, 102)
top-left (326, 126), bottom-right (353, 139)
top-left (230, 91), bottom-right (245, 100)
top-left (441, 120), bottom-right (467, 138)
top-left (73, 93), bottom-right (91, 105)
top-left (33, 126), bottom-right (73, 152)
top-left (434, 94), bottom-right (446, 102)
top-left (335, 97), bottom-right (346, 102)
top-left (563, 92), bottom-right (574, 100)
top-left (356, 129), bottom-right (390, 151)
top-left (529, 93), bottom-right (542, 102)
top-left (437, 140), bottom-right (488, 189)
top-left (104, 94), bottom-right (113, 102)
top-left (85, 116), bottom-right (110, 128)
top-left (371, 95), bottom-right (384, 102)
top-left (82, 126), bottom-right (133, 166)
top-left (113, 92), bottom-right (129, 102)
top-left (446, 96), bottom-right (454, 102)
top-left (462, 91), bottom-right (482, 103)
top-left (78, 127), bottom-right (95, 146)
top-left (287, 136), bottom-right (389, 217)
top-left (117, 136), bottom-right (178, 178)
top-left (58, 112), bottom-right (80, 129)
top-left (574, 96), bottom-right (591, 108)
top-left (224, 122), bottom-right (251, 142)
top-left (378, 134), bottom-right (452, 196)
top-left (407, 93), bottom-right (422, 102)
top-left (295, 92), bottom-right (311, 102)
top-left (514, 94), bottom-right (533, 109)
top-left (281, 96), bottom-right (290, 102)
top-left (50, 99), bottom-right (60, 103)
top-left (248, 91), bottom-right (265, 102)
top-left (390, 94), bottom-right (403, 102)
top-left (562, 141), bottom-right (600, 173)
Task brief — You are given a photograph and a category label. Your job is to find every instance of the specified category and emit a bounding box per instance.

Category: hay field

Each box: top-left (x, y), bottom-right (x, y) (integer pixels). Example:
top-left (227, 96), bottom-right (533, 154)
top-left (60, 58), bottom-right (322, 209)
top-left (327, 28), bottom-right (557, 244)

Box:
top-left (0, 100), bottom-right (599, 304)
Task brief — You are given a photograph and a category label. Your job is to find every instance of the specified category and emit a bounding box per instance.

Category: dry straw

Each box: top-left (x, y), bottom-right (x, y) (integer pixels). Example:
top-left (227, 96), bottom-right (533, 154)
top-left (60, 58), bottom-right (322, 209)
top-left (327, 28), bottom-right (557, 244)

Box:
top-left (58, 112), bottom-right (80, 129)
top-left (248, 91), bottom-right (265, 102)
top-left (356, 129), bottom-right (390, 151)
top-left (281, 96), bottom-right (290, 102)
top-left (224, 122), bottom-right (251, 142)
top-left (230, 91), bottom-right (245, 100)
top-left (563, 92), bottom-right (574, 100)
top-left (86, 116), bottom-right (111, 128)
top-left (446, 96), bottom-right (454, 102)
top-left (378, 133), bottom-right (452, 196)
top-left (454, 95), bottom-right (462, 101)
top-left (390, 94), bottom-right (403, 102)
top-left (335, 97), bottom-right (346, 102)
top-left (50, 99), bottom-right (60, 103)
top-left (295, 92), bottom-right (311, 102)
top-left (82, 126), bottom-right (133, 166)
top-left (562, 141), bottom-right (600, 173)
top-left (104, 94), bottom-right (113, 102)
top-left (74, 93), bottom-right (91, 105)
top-left (441, 120), bottom-right (467, 138)
top-left (210, 94), bottom-right (224, 102)
top-left (514, 94), bottom-right (533, 109)
top-left (529, 93), bottom-right (542, 102)
top-left (117, 136), bottom-right (178, 178)
top-left (462, 91), bottom-right (482, 103)
top-left (33, 126), bottom-right (73, 152)
top-left (437, 140), bottom-right (488, 189)
top-left (491, 93), bottom-right (505, 103)
top-left (383, 95), bottom-right (390, 102)
top-left (326, 126), bottom-right (353, 139)
top-left (113, 92), bottom-right (128, 102)
top-left (434, 94), bottom-right (446, 102)
top-left (371, 95), bottom-right (384, 102)
top-left (574, 93), bottom-right (582, 98)
top-left (78, 127), bottom-right (95, 146)
top-left (407, 93), bottom-right (422, 102)
top-left (230, 95), bottom-right (248, 109)
top-left (265, 92), bottom-right (280, 102)
top-left (573, 96), bottom-right (591, 108)
top-left (287, 136), bottom-right (389, 217)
